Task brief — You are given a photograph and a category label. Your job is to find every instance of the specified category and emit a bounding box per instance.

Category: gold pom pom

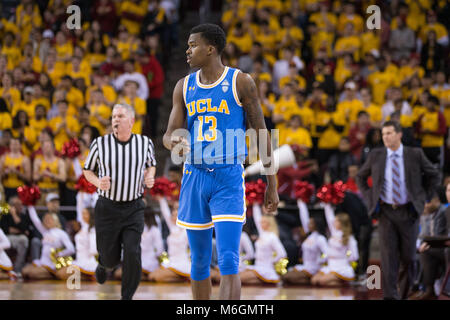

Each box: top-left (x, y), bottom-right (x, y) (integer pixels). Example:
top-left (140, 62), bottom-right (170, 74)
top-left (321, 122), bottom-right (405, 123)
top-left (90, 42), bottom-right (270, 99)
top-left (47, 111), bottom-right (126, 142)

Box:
top-left (351, 261), bottom-right (358, 271)
top-left (0, 203), bottom-right (10, 218)
top-left (50, 248), bottom-right (73, 270)
top-left (274, 258), bottom-right (289, 276)
top-left (158, 251), bottom-right (169, 264)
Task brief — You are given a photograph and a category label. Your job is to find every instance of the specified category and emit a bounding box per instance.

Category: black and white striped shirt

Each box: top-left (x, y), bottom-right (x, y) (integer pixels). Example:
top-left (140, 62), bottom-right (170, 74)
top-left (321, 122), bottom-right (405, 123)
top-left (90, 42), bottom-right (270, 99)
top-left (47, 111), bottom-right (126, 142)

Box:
top-left (83, 133), bottom-right (156, 202)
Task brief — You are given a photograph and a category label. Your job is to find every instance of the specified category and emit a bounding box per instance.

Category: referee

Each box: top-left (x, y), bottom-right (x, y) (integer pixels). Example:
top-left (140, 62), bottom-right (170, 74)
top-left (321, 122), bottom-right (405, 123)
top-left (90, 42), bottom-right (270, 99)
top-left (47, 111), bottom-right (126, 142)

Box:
top-left (83, 103), bottom-right (156, 300)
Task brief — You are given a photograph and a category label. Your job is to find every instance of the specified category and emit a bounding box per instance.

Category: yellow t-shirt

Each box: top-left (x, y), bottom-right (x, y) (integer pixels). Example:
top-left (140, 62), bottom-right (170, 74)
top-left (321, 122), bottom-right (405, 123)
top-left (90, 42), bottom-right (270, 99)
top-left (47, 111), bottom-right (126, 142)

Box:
top-left (316, 111), bottom-right (347, 149)
top-left (11, 127), bottom-right (37, 156)
top-left (337, 14), bottom-right (364, 34)
top-left (66, 66), bottom-right (91, 87)
top-left (279, 75), bottom-right (306, 92)
top-left (360, 31), bottom-right (380, 57)
top-left (66, 87), bottom-right (85, 110)
top-left (337, 99), bottom-right (365, 123)
top-left (89, 103), bottom-right (112, 135)
top-left (12, 101), bottom-right (37, 118)
top-left (419, 111), bottom-right (444, 147)
top-left (29, 118), bottom-right (49, 137)
top-left (0, 87), bottom-right (21, 110)
top-left (2, 154), bottom-right (26, 188)
top-left (368, 71), bottom-right (399, 105)
top-left (119, 0), bottom-right (148, 35)
top-left (86, 85), bottom-right (117, 106)
top-left (45, 61), bottom-right (66, 86)
top-left (364, 104), bottom-right (383, 124)
top-left (1, 46), bottom-right (22, 69)
top-left (273, 96), bottom-right (299, 128)
top-left (227, 33), bottom-right (253, 54)
top-left (55, 42), bottom-right (73, 61)
top-left (49, 116), bottom-right (81, 151)
top-left (0, 112), bottom-right (12, 130)
top-left (37, 157), bottom-right (60, 190)
top-left (279, 126), bottom-right (312, 148)
top-left (309, 12), bottom-right (337, 31)
top-left (334, 35), bottom-right (361, 62)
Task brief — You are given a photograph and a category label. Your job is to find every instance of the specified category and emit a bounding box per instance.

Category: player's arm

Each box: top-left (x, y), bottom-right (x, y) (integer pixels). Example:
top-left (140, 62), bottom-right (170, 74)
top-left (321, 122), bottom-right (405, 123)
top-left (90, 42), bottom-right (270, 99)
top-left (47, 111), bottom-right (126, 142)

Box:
top-left (237, 72), bottom-right (279, 213)
top-left (163, 78), bottom-right (188, 151)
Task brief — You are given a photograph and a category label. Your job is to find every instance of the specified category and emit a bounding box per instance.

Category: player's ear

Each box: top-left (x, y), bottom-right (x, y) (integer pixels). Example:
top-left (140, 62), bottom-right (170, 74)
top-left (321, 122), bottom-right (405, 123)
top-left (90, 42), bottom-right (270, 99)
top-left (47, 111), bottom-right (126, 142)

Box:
top-left (207, 45), bottom-right (215, 56)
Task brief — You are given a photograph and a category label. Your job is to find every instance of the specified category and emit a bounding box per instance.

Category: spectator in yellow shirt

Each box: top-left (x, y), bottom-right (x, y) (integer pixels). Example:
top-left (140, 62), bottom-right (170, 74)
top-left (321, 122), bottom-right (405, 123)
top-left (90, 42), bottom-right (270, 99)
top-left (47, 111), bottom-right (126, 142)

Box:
top-left (29, 104), bottom-right (48, 138)
top-left (279, 114), bottom-right (313, 148)
top-left (337, 81), bottom-right (364, 128)
top-left (415, 95), bottom-right (447, 167)
top-left (368, 57), bottom-right (399, 105)
top-left (279, 62), bottom-right (306, 93)
top-left (227, 22), bottom-right (253, 55)
top-left (0, 98), bottom-right (12, 131)
top-left (66, 55), bottom-right (91, 87)
top-left (118, 80), bottom-right (146, 134)
top-left (11, 110), bottom-right (36, 156)
top-left (1, 32), bottom-right (21, 69)
top-left (43, 48), bottom-right (66, 87)
top-left (12, 86), bottom-right (36, 118)
top-left (360, 88), bottom-right (382, 128)
top-left (0, 72), bottom-right (21, 110)
top-left (419, 10), bottom-right (449, 46)
top-left (54, 31), bottom-right (73, 63)
top-left (58, 76), bottom-right (85, 111)
top-left (276, 13), bottom-right (304, 51)
top-left (334, 23), bottom-right (361, 65)
top-left (272, 82), bottom-right (298, 130)
top-left (337, 2), bottom-right (364, 35)
top-left (119, 0), bottom-right (147, 36)
top-left (49, 100), bottom-right (81, 152)
top-left (88, 89), bottom-right (112, 136)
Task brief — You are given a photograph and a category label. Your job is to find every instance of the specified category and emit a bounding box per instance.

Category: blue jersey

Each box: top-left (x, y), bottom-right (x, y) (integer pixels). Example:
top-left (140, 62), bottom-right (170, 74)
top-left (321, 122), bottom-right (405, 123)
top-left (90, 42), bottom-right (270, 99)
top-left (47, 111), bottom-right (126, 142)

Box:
top-left (182, 66), bottom-right (247, 168)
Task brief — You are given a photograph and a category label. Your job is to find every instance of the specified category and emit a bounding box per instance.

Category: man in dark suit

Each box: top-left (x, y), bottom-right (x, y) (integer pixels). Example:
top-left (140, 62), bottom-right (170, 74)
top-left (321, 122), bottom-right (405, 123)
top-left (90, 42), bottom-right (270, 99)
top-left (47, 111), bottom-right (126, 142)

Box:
top-left (356, 121), bottom-right (440, 300)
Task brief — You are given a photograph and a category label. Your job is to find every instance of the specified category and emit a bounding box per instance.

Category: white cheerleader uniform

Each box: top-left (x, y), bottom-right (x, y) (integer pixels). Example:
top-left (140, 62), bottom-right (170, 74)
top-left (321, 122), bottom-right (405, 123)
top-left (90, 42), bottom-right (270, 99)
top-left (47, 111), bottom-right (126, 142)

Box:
top-left (28, 206), bottom-right (75, 272)
top-left (245, 204), bottom-right (287, 283)
top-left (159, 198), bottom-right (190, 277)
top-left (293, 231), bottom-right (328, 276)
top-left (239, 231), bottom-right (254, 272)
top-left (141, 225), bottom-right (164, 274)
top-left (72, 225), bottom-right (97, 275)
top-left (319, 204), bottom-right (359, 281)
top-left (0, 229), bottom-right (13, 272)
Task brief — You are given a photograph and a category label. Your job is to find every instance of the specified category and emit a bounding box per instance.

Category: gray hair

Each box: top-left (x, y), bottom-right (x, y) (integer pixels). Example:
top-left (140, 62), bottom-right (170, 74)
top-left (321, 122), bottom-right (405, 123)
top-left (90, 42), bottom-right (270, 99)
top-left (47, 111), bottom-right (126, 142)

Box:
top-left (112, 103), bottom-right (135, 119)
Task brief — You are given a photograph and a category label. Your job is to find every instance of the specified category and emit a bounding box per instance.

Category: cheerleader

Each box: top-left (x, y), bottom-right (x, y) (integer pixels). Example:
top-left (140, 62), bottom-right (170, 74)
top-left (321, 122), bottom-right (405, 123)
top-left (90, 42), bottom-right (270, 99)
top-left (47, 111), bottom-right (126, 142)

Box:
top-left (73, 138), bottom-right (98, 220)
top-left (114, 206), bottom-right (164, 280)
top-left (0, 228), bottom-right (14, 280)
top-left (282, 217), bottom-right (328, 285)
top-left (239, 205), bottom-right (287, 285)
top-left (311, 207), bottom-right (358, 286)
top-left (22, 205), bottom-right (75, 280)
top-left (148, 197), bottom-right (190, 282)
top-left (55, 207), bottom-right (97, 280)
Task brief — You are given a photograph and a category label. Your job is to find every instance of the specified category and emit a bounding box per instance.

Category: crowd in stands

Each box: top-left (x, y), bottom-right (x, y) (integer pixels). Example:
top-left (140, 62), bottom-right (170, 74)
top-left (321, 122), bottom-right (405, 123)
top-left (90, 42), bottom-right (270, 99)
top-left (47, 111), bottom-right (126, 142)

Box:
top-left (0, 0), bottom-right (449, 298)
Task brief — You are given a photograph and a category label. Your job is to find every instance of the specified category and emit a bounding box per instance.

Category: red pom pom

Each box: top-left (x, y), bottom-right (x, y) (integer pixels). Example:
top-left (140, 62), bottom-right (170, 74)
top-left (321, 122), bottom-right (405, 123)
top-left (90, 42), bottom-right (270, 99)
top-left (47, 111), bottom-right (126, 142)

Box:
top-left (75, 175), bottom-right (97, 194)
top-left (245, 179), bottom-right (266, 205)
top-left (17, 185), bottom-right (41, 205)
top-left (316, 181), bottom-right (347, 205)
top-left (149, 177), bottom-right (178, 198)
top-left (61, 139), bottom-right (81, 159)
top-left (293, 181), bottom-right (314, 203)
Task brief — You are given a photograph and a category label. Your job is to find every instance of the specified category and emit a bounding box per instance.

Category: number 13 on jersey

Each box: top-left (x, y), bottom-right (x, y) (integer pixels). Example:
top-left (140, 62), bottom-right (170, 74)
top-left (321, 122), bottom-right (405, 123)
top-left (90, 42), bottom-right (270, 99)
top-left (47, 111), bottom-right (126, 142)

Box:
top-left (197, 116), bottom-right (217, 141)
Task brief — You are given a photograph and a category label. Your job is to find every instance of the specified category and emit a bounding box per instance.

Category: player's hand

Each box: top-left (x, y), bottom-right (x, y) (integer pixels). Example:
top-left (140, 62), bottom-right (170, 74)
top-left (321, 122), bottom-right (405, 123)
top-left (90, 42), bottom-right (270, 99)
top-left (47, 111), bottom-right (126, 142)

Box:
top-left (170, 135), bottom-right (190, 157)
top-left (145, 174), bottom-right (155, 189)
top-left (264, 185), bottom-right (279, 215)
top-left (99, 176), bottom-right (111, 191)
top-left (418, 242), bottom-right (430, 253)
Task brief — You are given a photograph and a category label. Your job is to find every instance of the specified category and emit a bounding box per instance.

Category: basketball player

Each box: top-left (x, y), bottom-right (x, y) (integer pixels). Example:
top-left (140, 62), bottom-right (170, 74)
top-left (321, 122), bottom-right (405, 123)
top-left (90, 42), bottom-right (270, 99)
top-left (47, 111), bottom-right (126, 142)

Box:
top-left (163, 23), bottom-right (279, 300)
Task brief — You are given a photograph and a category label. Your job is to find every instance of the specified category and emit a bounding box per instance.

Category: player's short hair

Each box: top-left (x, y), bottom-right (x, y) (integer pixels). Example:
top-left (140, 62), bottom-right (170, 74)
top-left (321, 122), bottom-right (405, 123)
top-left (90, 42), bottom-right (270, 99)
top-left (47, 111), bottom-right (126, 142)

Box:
top-left (190, 23), bottom-right (226, 55)
top-left (112, 103), bottom-right (135, 119)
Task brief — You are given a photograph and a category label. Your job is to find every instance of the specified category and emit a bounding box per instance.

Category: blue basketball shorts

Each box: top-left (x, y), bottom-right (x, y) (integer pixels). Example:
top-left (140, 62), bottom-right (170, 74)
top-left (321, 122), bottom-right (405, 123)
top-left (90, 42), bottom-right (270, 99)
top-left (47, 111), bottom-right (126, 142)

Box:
top-left (177, 163), bottom-right (246, 230)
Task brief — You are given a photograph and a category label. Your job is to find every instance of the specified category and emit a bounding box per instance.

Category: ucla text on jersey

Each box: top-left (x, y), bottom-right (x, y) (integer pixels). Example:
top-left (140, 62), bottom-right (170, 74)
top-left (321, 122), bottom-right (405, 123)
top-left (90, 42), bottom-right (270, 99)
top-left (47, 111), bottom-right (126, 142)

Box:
top-left (183, 66), bottom-right (247, 167)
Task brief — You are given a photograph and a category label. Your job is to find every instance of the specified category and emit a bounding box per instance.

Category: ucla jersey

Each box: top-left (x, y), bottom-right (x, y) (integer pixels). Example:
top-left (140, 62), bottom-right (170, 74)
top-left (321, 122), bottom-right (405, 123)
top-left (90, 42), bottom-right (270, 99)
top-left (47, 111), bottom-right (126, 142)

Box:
top-left (183, 66), bottom-right (247, 168)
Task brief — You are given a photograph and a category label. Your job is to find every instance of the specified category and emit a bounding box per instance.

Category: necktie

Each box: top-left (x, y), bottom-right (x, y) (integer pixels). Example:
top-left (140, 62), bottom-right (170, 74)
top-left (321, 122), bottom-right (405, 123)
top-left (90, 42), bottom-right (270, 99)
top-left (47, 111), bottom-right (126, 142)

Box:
top-left (391, 153), bottom-right (402, 205)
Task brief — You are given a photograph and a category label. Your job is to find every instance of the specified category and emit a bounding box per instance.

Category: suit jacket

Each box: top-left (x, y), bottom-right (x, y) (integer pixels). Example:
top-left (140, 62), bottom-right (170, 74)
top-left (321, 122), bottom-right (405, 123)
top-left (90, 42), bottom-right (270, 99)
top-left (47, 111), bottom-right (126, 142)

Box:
top-left (356, 146), bottom-right (440, 218)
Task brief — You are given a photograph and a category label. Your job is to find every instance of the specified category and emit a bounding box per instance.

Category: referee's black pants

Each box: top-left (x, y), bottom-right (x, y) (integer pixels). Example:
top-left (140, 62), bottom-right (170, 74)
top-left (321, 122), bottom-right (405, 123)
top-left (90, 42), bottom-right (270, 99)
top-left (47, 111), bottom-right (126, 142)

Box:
top-left (95, 196), bottom-right (145, 300)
